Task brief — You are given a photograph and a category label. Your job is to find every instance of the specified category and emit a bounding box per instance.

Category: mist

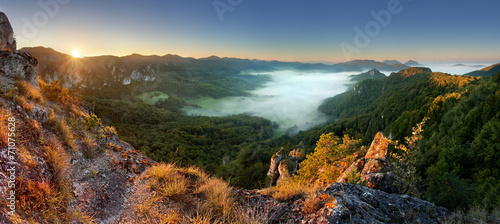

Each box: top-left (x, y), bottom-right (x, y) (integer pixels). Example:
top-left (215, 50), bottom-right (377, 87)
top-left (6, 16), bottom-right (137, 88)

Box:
top-left (184, 70), bottom-right (354, 136)
top-left (422, 63), bottom-right (487, 75)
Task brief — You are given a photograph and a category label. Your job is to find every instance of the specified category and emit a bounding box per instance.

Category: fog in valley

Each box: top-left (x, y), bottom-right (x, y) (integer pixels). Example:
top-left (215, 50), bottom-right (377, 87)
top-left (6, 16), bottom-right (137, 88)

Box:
top-left (182, 62), bottom-right (491, 137)
top-left (423, 63), bottom-right (487, 75)
top-left (184, 70), bottom-right (354, 136)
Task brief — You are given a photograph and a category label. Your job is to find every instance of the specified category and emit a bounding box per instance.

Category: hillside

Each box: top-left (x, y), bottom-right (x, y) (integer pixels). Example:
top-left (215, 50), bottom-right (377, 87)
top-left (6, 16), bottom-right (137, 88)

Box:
top-left (295, 66), bottom-right (500, 212)
top-left (464, 62), bottom-right (500, 77)
top-left (348, 68), bottom-right (387, 82)
top-left (20, 46), bottom-right (273, 99)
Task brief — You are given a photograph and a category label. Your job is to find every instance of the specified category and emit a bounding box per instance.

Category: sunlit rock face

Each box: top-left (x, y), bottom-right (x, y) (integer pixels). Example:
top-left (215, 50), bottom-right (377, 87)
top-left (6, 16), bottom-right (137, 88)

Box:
top-left (0, 12), bottom-right (16, 51)
top-left (0, 12), bottom-right (38, 89)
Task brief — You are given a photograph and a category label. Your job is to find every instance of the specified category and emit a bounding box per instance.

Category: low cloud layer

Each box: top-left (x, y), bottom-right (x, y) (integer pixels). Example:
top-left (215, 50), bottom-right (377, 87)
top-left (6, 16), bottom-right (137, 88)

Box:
top-left (184, 70), bottom-right (353, 136)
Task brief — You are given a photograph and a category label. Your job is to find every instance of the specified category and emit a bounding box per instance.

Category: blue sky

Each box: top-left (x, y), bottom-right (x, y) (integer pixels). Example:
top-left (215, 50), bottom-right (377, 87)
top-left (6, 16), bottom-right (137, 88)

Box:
top-left (1, 0), bottom-right (499, 62)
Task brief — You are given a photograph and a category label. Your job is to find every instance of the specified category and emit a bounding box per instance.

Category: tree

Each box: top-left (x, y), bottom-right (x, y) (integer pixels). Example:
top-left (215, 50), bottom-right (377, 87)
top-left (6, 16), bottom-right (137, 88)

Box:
top-left (295, 133), bottom-right (361, 186)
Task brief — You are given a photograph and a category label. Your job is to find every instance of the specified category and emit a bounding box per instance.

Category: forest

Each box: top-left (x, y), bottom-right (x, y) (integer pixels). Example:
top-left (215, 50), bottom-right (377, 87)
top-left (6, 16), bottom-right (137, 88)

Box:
top-left (290, 69), bottom-right (500, 211)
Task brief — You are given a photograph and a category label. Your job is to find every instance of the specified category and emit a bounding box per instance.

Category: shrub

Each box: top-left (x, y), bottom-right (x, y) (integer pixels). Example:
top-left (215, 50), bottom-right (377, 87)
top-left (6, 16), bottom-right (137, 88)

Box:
top-left (295, 133), bottom-right (362, 186)
top-left (84, 114), bottom-right (102, 130)
top-left (40, 80), bottom-right (79, 108)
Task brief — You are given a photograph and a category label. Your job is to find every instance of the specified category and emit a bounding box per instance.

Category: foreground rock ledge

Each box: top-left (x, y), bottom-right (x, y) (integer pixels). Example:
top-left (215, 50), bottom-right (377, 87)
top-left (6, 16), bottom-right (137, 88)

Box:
top-left (234, 183), bottom-right (449, 224)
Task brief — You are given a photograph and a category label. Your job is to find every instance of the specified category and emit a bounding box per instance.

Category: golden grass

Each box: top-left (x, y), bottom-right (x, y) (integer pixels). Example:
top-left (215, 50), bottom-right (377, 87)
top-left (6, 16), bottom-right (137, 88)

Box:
top-left (142, 163), bottom-right (246, 223)
top-left (0, 106), bottom-right (12, 146)
top-left (52, 115), bottom-right (76, 150)
top-left (262, 180), bottom-right (323, 201)
top-left (198, 177), bottom-right (235, 219)
top-left (134, 197), bottom-right (182, 224)
top-left (43, 136), bottom-right (70, 188)
top-left (82, 132), bottom-right (98, 158)
top-left (302, 194), bottom-right (323, 214)
top-left (145, 163), bottom-right (189, 199)
top-left (14, 81), bottom-right (44, 104)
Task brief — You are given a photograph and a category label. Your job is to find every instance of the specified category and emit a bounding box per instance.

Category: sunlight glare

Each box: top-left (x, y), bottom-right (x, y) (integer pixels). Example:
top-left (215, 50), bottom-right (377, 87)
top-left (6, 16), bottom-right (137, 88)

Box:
top-left (71, 50), bottom-right (82, 58)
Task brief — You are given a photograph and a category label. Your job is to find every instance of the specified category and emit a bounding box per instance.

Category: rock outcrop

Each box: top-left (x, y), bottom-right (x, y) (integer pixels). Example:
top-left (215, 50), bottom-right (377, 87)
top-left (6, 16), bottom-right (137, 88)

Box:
top-left (400, 67), bottom-right (433, 77)
top-left (0, 12), bottom-right (16, 51)
top-left (0, 51), bottom-right (39, 90)
top-left (0, 12), bottom-right (37, 90)
top-left (337, 132), bottom-right (398, 193)
top-left (235, 183), bottom-right (449, 223)
top-left (267, 148), bottom-right (287, 185)
top-left (268, 147), bottom-right (303, 186)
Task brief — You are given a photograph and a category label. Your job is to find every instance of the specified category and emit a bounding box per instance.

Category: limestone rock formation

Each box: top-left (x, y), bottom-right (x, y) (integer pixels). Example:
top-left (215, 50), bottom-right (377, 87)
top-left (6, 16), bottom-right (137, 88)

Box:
top-left (0, 12), bottom-right (16, 51)
top-left (268, 147), bottom-right (303, 185)
top-left (337, 132), bottom-right (398, 193)
top-left (0, 50), bottom-right (39, 90)
top-left (267, 148), bottom-right (286, 185)
top-left (234, 183), bottom-right (449, 223)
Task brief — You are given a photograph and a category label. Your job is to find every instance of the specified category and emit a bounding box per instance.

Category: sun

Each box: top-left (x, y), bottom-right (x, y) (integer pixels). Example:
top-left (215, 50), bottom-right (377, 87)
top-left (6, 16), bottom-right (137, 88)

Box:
top-left (71, 50), bottom-right (82, 58)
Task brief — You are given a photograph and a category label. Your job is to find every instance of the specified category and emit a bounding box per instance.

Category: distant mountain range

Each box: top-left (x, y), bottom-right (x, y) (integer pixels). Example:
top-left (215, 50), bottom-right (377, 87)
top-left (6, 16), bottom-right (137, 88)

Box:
top-left (20, 47), bottom-right (421, 92)
top-left (338, 59), bottom-right (410, 71)
top-left (464, 63), bottom-right (500, 77)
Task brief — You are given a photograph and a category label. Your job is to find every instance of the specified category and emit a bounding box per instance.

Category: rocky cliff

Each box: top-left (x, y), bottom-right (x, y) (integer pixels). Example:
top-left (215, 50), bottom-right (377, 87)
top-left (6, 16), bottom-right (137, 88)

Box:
top-left (0, 12), bottom-right (16, 51)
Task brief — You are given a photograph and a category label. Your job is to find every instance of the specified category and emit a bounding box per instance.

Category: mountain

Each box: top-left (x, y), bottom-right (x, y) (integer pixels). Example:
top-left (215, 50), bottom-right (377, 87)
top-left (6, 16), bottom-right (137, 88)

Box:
top-left (252, 60), bottom-right (363, 72)
top-left (349, 68), bottom-right (387, 82)
top-left (404, 60), bottom-right (420, 66)
top-left (464, 62), bottom-right (500, 77)
top-left (383, 60), bottom-right (402, 65)
top-left (20, 46), bottom-right (276, 99)
top-left (338, 59), bottom-right (409, 71)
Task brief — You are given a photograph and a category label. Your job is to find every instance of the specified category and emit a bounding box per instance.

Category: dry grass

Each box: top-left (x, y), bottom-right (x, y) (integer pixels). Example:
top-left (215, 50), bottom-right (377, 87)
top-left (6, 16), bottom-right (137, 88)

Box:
top-left (15, 135), bottom-right (93, 222)
top-left (145, 163), bottom-right (189, 199)
top-left (43, 136), bottom-right (70, 189)
top-left (14, 80), bottom-right (44, 104)
top-left (262, 180), bottom-right (323, 201)
top-left (0, 106), bottom-right (12, 146)
top-left (141, 163), bottom-right (245, 223)
top-left (302, 194), bottom-right (323, 214)
top-left (135, 198), bottom-right (182, 223)
top-left (198, 177), bottom-right (235, 220)
top-left (82, 132), bottom-right (98, 158)
top-left (235, 204), bottom-right (277, 224)
top-left (18, 144), bottom-right (37, 169)
top-left (51, 114), bottom-right (76, 150)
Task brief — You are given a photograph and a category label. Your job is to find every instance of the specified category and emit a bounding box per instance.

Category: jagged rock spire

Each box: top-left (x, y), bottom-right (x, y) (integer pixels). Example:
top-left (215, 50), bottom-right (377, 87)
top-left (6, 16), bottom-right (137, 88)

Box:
top-left (0, 12), bottom-right (16, 51)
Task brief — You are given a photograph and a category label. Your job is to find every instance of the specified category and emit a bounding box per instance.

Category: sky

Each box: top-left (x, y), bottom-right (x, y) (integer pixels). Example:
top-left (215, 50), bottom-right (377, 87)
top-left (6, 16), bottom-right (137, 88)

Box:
top-left (1, 0), bottom-right (500, 63)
